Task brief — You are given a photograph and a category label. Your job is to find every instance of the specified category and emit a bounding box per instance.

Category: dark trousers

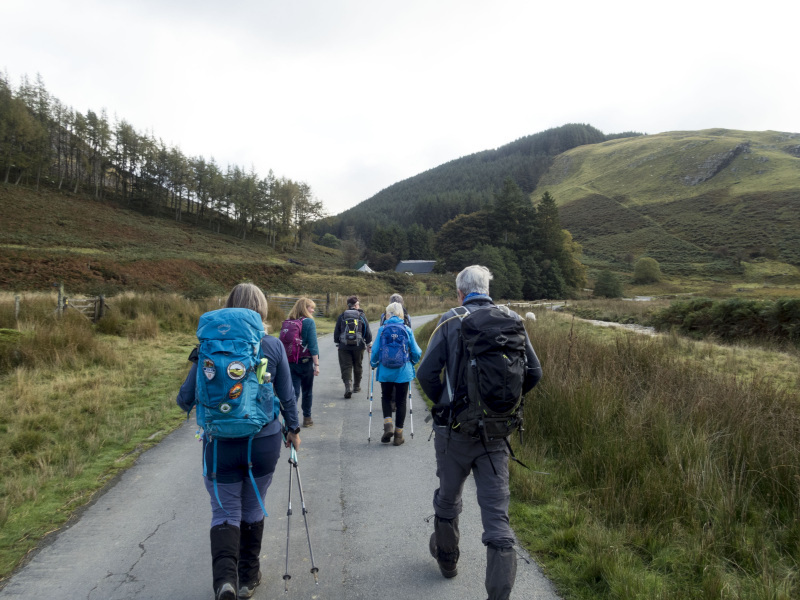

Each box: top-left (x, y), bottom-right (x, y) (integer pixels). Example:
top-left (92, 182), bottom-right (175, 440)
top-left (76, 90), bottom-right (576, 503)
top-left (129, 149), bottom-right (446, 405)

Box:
top-left (432, 430), bottom-right (514, 548)
top-left (290, 359), bottom-right (315, 417)
top-left (380, 381), bottom-right (408, 428)
top-left (338, 346), bottom-right (365, 384)
top-left (202, 433), bottom-right (282, 527)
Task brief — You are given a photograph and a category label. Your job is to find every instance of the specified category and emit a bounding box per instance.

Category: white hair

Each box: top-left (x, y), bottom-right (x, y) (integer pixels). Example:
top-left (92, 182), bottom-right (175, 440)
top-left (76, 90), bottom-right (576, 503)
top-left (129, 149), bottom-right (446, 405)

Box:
top-left (456, 265), bottom-right (493, 296)
top-left (385, 302), bottom-right (405, 320)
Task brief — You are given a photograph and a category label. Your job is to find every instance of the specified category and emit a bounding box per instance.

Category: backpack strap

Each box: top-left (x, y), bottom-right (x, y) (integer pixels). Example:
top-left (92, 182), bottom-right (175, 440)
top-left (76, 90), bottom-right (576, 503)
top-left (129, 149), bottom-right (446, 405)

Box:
top-left (442, 306), bottom-right (471, 403)
top-left (205, 438), bottom-right (230, 516)
top-left (247, 436), bottom-right (269, 518)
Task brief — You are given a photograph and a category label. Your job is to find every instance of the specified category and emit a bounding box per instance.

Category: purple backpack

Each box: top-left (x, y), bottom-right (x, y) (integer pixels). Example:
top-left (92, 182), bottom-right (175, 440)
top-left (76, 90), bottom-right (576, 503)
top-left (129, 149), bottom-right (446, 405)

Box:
top-left (279, 318), bottom-right (309, 363)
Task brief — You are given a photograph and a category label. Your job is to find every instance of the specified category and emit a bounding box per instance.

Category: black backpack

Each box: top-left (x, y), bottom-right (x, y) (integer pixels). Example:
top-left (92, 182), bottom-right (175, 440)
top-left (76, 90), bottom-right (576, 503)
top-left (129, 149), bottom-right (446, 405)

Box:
top-left (339, 309), bottom-right (364, 346)
top-left (451, 305), bottom-right (527, 441)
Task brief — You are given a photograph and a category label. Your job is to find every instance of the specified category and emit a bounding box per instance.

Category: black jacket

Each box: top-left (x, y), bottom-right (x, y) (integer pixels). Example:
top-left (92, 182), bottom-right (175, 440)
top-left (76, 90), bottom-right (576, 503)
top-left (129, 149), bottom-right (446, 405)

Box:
top-left (334, 308), bottom-right (373, 349)
top-left (416, 296), bottom-right (542, 421)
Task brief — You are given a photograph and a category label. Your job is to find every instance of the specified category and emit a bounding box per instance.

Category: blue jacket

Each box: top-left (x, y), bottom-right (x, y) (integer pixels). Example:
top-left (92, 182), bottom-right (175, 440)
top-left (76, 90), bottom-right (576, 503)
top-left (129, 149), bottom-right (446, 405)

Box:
top-left (370, 316), bottom-right (422, 383)
top-left (176, 334), bottom-right (300, 435)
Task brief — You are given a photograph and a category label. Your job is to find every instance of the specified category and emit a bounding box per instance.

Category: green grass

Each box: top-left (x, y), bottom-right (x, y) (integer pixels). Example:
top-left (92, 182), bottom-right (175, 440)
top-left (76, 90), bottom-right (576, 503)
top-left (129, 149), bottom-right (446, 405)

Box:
top-left (509, 310), bottom-right (800, 599)
top-left (535, 129), bottom-right (800, 279)
top-left (0, 331), bottom-right (195, 579)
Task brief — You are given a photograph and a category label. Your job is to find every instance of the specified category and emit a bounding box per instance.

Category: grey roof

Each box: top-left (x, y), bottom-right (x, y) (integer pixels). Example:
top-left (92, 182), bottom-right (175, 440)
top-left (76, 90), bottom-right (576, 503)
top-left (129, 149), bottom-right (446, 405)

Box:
top-left (395, 260), bottom-right (436, 274)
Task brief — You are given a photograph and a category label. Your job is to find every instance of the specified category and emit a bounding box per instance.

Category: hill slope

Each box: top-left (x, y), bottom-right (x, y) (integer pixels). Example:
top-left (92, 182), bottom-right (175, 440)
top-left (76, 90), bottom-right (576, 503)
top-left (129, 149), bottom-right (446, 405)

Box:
top-left (534, 129), bottom-right (800, 278)
top-left (0, 186), bottom-right (402, 296)
top-left (318, 124), bottom-right (639, 239)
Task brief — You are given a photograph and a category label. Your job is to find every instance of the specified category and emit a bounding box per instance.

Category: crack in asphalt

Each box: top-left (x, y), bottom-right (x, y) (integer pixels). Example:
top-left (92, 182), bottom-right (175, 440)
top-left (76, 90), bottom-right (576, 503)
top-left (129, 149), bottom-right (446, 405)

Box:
top-left (86, 512), bottom-right (177, 599)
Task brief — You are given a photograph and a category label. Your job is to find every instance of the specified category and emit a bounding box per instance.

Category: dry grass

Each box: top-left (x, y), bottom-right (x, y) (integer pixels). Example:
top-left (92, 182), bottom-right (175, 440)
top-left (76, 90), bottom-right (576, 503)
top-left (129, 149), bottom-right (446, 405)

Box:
top-left (509, 310), bottom-right (800, 598)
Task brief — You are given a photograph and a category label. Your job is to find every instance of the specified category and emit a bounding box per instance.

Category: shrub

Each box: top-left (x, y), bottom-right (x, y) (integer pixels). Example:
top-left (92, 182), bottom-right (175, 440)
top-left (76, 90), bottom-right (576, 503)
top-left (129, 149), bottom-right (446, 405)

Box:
top-left (633, 257), bottom-right (662, 283)
top-left (319, 233), bottom-right (341, 249)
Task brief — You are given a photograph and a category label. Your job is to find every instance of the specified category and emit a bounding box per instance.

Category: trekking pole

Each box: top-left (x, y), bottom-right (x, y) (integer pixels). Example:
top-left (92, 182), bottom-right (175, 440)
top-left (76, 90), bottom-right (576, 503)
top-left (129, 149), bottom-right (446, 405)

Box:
top-left (290, 443), bottom-right (319, 584)
top-left (367, 368), bottom-right (375, 443)
top-left (408, 386), bottom-right (414, 439)
top-left (283, 443), bottom-right (294, 592)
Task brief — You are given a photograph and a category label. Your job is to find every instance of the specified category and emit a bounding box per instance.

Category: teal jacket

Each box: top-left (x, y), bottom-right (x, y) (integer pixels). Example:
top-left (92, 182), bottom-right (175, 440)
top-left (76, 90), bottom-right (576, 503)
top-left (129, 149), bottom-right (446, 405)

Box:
top-left (370, 316), bottom-right (422, 383)
top-left (301, 317), bottom-right (319, 357)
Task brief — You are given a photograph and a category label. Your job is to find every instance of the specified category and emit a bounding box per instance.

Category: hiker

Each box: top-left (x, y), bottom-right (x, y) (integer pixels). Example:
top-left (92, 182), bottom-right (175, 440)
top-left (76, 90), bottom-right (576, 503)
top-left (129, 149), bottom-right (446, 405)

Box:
top-left (369, 301), bottom-right (422, 446)
top-left (282, 297), bottom-right (320, 428)
top-left (379, 293), bottom-right (412, 327)
top-left (176, 283), bottom-right (302, 600)
top-left (333, 295), bottom-right (372, 398)
top-left (416, 265), bottom-right (542, 600)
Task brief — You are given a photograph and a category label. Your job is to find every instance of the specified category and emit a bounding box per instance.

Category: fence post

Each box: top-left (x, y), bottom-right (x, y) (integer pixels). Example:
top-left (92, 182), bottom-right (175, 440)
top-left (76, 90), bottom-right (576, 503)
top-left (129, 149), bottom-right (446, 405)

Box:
top-left (57, 282), bottom-right (65, 317)
top-left (15, 295), bottom-right (20, 323)
top-left (326, 292), bottom-right (330, 317)
top-left (95, 295), bottom-right (105, 323)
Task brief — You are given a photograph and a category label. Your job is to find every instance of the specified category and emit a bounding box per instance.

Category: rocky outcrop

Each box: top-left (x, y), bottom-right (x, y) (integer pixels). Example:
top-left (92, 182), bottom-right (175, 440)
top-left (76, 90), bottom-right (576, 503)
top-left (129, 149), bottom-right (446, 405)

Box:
top-left (683, 142), bottom-right (750, 186)
top-left (785, 145), bottom-right (800, 158)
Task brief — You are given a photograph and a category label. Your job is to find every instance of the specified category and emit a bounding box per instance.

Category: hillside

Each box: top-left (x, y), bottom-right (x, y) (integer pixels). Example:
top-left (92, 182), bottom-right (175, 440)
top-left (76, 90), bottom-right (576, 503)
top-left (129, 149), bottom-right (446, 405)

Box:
top-left (317, 124), bottom-right (640, 241)
top-left (0, 186), bottom-right (417, 297)
top-left (534, 129), bottom-right (800, 279)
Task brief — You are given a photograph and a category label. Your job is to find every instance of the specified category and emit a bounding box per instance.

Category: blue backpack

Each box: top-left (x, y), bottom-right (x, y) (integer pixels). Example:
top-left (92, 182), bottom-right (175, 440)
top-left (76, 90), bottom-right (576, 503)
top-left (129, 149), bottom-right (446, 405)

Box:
top-left (195, 307), bottom-right (278, 515)
top-left (379, 322), bottom-right (410, 368)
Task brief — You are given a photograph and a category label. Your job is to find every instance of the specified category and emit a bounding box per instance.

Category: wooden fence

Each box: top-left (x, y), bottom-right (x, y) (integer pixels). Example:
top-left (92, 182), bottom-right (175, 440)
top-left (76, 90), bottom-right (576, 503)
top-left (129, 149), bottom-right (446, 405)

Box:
top-left (267, 294), bottom-right (332, 317)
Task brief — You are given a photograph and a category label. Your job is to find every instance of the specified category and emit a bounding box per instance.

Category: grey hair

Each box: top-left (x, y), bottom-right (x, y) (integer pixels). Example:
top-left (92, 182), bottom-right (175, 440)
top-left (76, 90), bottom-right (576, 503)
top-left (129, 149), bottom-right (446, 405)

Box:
top-left (225, 283), bottom-right (269, 323)
top-left (385, 302), bottom-right (405, 320)
top-left (389, 293), bottom-right (404, 305)
top-left (456, 265), bottom-right (493, 296)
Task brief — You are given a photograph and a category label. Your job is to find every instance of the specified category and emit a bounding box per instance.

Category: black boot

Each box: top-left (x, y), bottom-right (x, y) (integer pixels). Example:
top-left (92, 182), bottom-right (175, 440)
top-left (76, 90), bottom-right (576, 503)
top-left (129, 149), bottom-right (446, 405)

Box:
top-left (429, 516), bottom-right (460, 578)
top-left (238, 519), bottom-right (264, 598)
top-left (485, 544), bottom-right (517, 600)
top-left (344, 380), bottom-right (352, 398)
top-left (210, 523), bottom-right (240, 600)
top-left (353, 379), bottom-right (361, 393)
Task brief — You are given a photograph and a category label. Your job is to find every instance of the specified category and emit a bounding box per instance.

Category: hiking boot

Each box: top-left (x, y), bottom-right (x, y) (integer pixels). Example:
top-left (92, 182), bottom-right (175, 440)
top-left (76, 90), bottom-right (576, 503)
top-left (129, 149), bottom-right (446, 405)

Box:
top-left (303, 416), bottom-right (313, 427)
top-left (353, 379), bottom-right (361, 393)
top-left (344, 380), bottom-right (352, 399)
top-left (238, 519), bottom-right (263, 598)
top-left (210, 523), bottom-right (240, 599)
top-left (381, 421), bottom-right (394, 443)
top-left (429, 531), bottom-right (459, 578)
top-left (486, 544), bottom-right (517, 600)
top-left (215, 582), bottom-right (236, 600)
top-left (393, 428), bottom-right (404, 446)
top-left (238, 571), bottom-right (261, 599)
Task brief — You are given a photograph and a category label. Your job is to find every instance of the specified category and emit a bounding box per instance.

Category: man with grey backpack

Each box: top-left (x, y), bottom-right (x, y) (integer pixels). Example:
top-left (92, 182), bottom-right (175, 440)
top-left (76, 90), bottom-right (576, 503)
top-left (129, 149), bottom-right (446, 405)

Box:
top-left (416, 265), bottom-right (542, 600)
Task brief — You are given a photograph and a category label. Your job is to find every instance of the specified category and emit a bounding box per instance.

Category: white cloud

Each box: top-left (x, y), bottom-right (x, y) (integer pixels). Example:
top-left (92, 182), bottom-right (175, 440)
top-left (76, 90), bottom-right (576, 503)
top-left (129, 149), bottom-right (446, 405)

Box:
top-left (3, 0), bottom-right (797, 215)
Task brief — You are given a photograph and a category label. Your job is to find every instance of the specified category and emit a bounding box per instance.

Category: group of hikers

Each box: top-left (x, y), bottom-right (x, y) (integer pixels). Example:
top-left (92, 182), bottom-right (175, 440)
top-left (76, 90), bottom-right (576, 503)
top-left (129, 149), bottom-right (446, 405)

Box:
top-left (176, 264), bottom-right (543, 600)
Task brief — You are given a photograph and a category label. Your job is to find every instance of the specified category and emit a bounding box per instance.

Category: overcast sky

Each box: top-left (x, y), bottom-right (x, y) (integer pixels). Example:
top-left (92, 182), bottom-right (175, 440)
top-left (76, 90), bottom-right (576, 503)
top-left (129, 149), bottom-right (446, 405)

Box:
top-left (3, 0), bottom-right (797, 216)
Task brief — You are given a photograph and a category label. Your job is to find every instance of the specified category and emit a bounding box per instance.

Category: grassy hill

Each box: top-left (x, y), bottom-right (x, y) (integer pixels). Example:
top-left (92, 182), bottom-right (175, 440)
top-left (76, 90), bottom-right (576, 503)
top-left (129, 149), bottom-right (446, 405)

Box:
top-left (534, 129), bottom-right (800, 281)
top-left (0, 186), bottom-right (431, 298)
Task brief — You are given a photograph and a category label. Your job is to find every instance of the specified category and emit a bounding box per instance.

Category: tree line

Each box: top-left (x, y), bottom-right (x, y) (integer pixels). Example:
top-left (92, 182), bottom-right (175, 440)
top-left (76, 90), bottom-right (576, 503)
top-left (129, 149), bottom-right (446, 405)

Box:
top-left (320, 178), bottom-right (587, 300)
top-left (0, 72), bottom-right (324, 249)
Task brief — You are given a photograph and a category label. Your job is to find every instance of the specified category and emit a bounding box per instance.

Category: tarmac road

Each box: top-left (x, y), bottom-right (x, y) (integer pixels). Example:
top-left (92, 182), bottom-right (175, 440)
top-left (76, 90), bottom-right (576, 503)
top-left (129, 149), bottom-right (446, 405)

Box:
top-left (0, 315), bottom-right (561, 600)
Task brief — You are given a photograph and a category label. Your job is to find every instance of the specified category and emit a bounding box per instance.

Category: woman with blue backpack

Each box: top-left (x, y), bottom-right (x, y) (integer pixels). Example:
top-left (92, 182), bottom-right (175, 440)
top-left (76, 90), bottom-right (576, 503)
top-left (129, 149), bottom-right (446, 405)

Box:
top-left (176, 283), bottom-right (301, 600)
top-left (281, 297), bottom-right (320, 428)
top-left (369, 301), bottom-right (422, 446)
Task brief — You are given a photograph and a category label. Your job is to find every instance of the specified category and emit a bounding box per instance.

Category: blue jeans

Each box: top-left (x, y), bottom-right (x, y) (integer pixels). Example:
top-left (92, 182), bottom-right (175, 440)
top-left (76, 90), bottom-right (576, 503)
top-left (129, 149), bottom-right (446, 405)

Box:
top-left (290, 359), bottom-right (315, 418)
